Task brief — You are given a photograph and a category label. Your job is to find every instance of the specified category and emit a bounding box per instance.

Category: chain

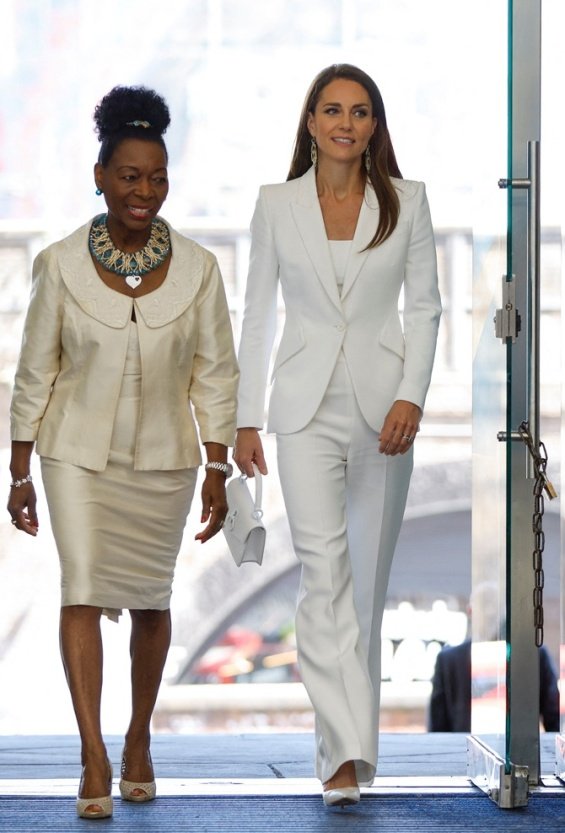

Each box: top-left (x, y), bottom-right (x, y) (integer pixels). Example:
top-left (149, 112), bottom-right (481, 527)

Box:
top-left (517, 420), bottom-right (556, 648)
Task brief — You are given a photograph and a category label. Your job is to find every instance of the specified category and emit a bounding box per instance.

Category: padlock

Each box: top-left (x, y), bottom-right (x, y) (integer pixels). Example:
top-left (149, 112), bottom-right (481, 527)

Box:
top-left (543, 477), bottom-right (558, 500)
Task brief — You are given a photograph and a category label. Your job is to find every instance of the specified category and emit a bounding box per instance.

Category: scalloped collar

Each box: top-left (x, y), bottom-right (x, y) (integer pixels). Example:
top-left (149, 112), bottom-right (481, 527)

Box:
top-left (58, 219), bottom-right (205, 328)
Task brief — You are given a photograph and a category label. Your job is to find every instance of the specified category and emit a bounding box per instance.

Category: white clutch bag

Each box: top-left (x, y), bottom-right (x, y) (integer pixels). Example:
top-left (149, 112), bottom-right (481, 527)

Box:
top-left (223, 463), bottom-right (266, 567)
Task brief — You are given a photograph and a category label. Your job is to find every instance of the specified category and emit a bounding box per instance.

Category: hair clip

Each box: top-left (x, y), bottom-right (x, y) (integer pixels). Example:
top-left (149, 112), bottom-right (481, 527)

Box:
top-left (126, 120), bottom-right (151, 128)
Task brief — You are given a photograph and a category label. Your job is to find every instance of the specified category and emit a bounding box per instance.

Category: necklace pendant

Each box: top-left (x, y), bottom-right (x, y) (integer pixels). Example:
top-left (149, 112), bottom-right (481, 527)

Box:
top-left (125, 274), bottom-right (142, 289)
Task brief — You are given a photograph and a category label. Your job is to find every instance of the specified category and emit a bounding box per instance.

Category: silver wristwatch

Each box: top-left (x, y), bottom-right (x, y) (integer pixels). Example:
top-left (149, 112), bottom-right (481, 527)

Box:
top-left (204, 461), bottom-right (233, 477)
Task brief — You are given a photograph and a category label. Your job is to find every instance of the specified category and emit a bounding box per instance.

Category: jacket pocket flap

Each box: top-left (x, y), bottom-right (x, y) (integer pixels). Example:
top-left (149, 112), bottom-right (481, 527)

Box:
top-left (378, 316), bottom-right (405, 359)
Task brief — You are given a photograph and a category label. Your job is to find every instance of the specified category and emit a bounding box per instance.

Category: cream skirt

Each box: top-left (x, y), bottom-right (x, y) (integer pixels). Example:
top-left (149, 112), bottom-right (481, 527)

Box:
top-left (41, 322), bottom-right (197, 621)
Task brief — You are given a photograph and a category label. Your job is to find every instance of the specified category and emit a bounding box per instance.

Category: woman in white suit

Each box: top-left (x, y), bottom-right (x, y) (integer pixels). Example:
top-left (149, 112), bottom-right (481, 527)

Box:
top-left (234, 64), bottom-right (441, 807)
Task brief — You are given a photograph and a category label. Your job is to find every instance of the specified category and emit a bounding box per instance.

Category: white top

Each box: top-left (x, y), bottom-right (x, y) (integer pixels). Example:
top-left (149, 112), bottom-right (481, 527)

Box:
top-left (328, 240), bottom-right (352, 291)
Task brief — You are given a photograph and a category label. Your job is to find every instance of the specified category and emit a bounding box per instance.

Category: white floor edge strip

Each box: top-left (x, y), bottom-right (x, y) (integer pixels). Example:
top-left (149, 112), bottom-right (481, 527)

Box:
top-left (1, 776), bottom-right (563, 798)
top-left (0, 776), bottom-right (486, 797)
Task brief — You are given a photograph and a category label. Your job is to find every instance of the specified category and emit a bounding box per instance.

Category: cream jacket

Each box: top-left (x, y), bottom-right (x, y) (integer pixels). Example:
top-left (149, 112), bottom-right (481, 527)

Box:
top-left (11, 220), bottom-right (239, 471)
top-left (237, 167), bottom-right (441, 433)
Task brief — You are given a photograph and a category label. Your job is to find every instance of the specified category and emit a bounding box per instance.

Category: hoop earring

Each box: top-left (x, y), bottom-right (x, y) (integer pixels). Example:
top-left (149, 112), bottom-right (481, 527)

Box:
top-left (310, 137), bottom-right (318, 167)
top-left (364, 146), bottom-right (371, 174)
top-left (95, 188), bottom-right (103, 196)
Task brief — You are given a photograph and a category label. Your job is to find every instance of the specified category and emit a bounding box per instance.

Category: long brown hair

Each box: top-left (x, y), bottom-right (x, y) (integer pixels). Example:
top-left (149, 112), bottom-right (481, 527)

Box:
top-left (287, 64), bottom-right (402, 248)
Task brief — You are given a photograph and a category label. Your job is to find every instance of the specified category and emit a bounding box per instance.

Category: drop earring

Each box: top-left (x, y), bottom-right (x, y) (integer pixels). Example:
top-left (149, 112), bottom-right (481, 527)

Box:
top-left (364, 146), bottom-right (371, 173)
top-left (95, 188), bottom-right (103, 196)
top-left (310, 137), bottom-right (318, 167)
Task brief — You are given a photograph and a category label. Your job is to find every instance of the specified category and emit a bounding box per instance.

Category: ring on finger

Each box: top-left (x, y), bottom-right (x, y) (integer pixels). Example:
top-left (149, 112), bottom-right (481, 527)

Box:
top-left (402, 434), bottom-right (414, 442)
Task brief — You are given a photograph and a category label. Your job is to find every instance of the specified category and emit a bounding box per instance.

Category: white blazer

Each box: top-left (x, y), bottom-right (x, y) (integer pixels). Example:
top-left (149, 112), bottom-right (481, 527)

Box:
top-left (237, 166), bottom-right (441, 434)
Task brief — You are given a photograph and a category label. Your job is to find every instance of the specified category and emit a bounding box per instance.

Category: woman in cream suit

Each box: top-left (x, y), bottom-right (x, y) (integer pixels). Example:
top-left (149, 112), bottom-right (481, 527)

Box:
top-left (8, 86), bottom-right (238, 820)
top-left (234, 64), bottom-right (441, 807)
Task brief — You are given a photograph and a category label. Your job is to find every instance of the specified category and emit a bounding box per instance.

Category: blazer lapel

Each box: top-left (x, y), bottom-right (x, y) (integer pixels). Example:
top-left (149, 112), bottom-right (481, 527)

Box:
top-left (135, 225), bottom-right (204, 327)
top-left (289, 167), bottom-right (341, 310)
top-left (59, 222), bottom-right (132, 328)
top-left (340, 185), bottom-right (379, 300)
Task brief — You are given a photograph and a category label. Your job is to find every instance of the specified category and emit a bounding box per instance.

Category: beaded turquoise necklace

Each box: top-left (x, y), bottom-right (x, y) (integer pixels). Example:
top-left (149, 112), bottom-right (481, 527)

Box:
top-left (89, 213), bottom-right (170, 289)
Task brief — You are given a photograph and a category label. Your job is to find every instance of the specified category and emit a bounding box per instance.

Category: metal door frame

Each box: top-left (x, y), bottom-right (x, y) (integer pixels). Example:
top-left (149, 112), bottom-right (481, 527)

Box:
top-left (467, 0), bottom-right (542, 808)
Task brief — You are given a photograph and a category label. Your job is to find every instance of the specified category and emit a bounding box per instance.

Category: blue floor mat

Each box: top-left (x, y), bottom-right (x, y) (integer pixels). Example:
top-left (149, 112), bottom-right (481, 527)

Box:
top-left (2, 793), bottom-right (565, 833)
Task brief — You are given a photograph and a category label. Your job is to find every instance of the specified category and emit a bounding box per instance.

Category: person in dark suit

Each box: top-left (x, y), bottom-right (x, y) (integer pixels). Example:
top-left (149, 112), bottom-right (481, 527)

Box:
top-left (428, 639), bottom-right (560, 732)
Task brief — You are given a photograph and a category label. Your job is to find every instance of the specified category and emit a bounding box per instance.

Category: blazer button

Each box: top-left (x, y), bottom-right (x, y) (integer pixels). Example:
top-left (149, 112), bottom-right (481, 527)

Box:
top-left (335, 323), bottom-right (346, 331)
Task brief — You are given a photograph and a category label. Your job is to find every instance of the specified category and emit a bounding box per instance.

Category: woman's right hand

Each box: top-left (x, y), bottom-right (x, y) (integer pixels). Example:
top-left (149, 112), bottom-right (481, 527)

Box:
top-left (7, 482), bottom-right (39, 536)
top-left (233, 428), bottom-right (268, 477)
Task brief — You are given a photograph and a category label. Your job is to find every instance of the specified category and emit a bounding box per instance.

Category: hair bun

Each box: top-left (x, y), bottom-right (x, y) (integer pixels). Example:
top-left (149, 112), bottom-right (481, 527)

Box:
top-left (93, 86), bottom-right (170, 140)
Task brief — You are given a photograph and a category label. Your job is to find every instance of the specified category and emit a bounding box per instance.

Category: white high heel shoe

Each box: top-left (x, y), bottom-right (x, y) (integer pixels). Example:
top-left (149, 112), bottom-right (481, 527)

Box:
top-left (323, 786), bottom-right (361, 808)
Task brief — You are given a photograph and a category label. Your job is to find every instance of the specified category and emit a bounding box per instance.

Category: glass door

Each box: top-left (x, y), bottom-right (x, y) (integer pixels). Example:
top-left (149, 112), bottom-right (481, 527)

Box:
top-left (468, 0), bottom-right (558, 808)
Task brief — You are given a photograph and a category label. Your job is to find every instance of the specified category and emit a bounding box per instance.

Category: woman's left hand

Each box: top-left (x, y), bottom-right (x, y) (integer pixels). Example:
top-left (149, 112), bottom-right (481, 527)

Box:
top-left (378, 400), bottom-right (422, 456)
top-left (195, 471), bottom-right (229, 543)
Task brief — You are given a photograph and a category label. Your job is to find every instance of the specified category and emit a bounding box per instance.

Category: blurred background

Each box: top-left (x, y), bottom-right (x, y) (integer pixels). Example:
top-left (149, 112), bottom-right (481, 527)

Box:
top-left (0, 0), bottom-right (562, 735)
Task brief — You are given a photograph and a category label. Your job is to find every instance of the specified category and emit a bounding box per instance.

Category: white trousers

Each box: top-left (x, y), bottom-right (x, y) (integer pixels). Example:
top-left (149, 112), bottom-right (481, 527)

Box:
top-left (276, 353), bottom-right (413, 785)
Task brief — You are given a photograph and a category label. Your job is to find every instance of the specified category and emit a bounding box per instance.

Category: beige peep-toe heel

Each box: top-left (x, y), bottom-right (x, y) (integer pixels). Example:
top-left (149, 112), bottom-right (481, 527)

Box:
top-left (76, 762), bottom-right (113, 819)
top-left (119, 749), bottom-right (156, 802)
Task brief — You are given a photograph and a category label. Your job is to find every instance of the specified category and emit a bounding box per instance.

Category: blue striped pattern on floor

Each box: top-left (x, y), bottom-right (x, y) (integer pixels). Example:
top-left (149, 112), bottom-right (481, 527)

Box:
top-left (2, 793), bottom-right (565, 833)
